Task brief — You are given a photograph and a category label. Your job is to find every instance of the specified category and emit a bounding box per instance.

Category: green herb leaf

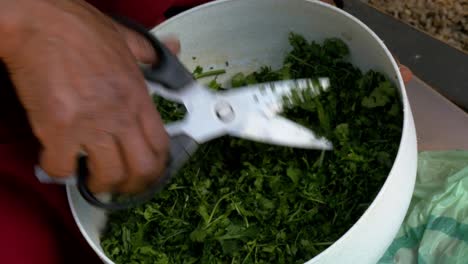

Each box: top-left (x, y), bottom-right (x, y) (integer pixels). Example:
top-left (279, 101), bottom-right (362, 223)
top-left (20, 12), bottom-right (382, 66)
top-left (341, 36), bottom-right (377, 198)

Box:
top-left (101, 33), bottom-right (403, 264)
top-left (362, 80), bottom-right (396, 108)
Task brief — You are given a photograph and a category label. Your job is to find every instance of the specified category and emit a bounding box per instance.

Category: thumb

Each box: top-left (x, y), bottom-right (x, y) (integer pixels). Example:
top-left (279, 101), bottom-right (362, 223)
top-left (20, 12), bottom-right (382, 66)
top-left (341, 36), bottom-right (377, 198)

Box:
top-left (399, 64), bottom-right (413, 84)
top-left (393, 55), bottom-right (413, 85)
top-left (113, 22), bottom-right (181, 64)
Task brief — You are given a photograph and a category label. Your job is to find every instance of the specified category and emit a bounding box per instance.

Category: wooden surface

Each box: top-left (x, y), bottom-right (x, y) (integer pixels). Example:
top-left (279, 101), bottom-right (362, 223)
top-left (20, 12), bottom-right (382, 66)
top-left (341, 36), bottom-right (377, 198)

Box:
top-left (407, 76), bottom-right (468, 151)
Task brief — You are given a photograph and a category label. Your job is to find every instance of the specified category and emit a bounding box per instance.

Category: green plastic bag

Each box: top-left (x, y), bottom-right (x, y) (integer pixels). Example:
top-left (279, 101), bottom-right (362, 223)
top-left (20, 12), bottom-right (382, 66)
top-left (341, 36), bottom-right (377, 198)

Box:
top-left (379, 151), bottom-right (468, 264)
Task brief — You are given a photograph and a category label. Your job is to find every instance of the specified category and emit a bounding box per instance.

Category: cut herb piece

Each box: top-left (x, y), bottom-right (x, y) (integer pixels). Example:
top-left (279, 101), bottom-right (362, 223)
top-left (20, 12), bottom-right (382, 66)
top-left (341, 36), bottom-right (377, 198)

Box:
top-left (101, 32), bottom-right (402, 264)
top-left (193, 65), bottom-right (203, 76)
top-left (207, 79), bottom-right (223, 91)
top-left (152, 94), bottom-right (186, 121)
top-left (193, 66), bottom-right (226, 80)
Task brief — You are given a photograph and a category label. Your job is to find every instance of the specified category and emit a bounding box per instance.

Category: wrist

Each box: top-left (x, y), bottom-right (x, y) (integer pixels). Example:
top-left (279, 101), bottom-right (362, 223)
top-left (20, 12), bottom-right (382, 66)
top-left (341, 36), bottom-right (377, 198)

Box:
top-left (0, 0), bottom-right (48, 57)
top-left (0, 3), bottom-right (26, 57)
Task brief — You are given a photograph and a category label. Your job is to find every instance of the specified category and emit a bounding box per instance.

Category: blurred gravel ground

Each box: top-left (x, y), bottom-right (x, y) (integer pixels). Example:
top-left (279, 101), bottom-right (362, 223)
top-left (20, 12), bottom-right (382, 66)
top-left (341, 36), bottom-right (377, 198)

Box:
top-left (368, 0), bottom-right (468, 53)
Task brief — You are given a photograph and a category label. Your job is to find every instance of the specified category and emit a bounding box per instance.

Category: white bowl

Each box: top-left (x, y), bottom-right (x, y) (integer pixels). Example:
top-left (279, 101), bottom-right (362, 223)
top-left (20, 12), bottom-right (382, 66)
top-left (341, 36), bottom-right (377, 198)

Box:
top-left (67, 0), bottom-right (418, 263)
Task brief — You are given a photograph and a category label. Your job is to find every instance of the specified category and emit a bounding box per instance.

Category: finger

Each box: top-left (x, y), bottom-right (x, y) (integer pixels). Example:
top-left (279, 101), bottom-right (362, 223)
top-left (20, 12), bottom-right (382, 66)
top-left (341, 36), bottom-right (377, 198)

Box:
top-left (39, 138), bottom-right (80, 179)
top-left (114, 22), bottom-right (181, 64)
top-left (116, 118), bottom-right (163, 194)
top-left (84, 131), bottom-right (127, 194)
top-left (138, 97), bottom-right (169, 171)
top-left (399, 64), bottom-right (413, 84)
top-left (391, 55), bottom-right (413, 84)
top-left (116, 23), bottom-right (157, 64)
top-left (160, 35), bottom-right (181, 55)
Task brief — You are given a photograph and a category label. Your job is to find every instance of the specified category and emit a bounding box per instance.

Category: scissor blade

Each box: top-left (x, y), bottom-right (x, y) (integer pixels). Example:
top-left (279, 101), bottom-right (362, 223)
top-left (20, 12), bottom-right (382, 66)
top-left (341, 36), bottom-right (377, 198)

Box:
top-left (223, 78), bottom-right (330, 115)
top-left (228, 114), bottom-right (332, 150)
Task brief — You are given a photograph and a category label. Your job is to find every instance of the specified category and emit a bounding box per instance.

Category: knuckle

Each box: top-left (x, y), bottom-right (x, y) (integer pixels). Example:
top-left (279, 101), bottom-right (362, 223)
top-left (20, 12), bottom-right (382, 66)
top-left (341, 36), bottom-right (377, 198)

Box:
top-left (48, 102), bottom-right (77, 130)
top-left (33, 100), bottom-right (77, 139)
top-left (87, 183), bottom-right (105, 194)
top-left (160, 138), bottom-right (170, 157)
top-left (154, 131), bottom-right (170, 152)
top-left (118, 159), bottom-right (163, 194)
top-left (132, 159), bottom-right (161, 183)
top-left (116, 112), bottom-right (133, 129)
top-left (118, 184), bottom-right (142, 194)
top-left (89, 164), bottom-right (126, 189)
top-left (42, 165), bottom-right (74, 178)
top-left (91, 130), bottom-right (114, 147)
top-left (148, 131), bottom-right (170, 160)
top-left (108, 80), bottom-right (132, 105)
top-left (96, 167), bottom-right (126, 187)
top-left (32, 124), bottom-right (51, 141)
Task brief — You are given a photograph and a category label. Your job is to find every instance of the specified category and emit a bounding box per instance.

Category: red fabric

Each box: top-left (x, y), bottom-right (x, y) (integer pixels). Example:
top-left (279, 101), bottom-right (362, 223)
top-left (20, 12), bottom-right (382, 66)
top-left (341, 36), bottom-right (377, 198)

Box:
top-left (0, 0), bottom-right (211, 263)
top-left (85, 0), bottom-right (212, 28)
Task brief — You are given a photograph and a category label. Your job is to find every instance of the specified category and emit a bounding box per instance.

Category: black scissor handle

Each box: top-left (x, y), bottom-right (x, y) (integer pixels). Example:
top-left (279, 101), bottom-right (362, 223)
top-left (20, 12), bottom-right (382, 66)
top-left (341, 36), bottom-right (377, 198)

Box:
top-left (114, 16), bottom-right (195, 90)
top-left (76, 17), bottom-right (198, 210)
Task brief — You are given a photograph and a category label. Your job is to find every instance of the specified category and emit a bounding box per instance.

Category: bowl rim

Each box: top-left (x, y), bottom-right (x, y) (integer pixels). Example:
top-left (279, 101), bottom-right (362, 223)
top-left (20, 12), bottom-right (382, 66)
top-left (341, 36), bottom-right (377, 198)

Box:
top-left (68, 0), bottom-right (415, 263)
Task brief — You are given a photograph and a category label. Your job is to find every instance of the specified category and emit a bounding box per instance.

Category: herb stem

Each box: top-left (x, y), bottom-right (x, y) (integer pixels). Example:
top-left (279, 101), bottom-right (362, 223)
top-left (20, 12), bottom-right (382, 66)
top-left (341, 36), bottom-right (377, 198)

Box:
top-left (301, 194), bottom-right (326, 204)
top-left (161, 229), bottom-right (189, 244)
top-left (194, 69), bottom-right (226, 79)
top-left (287, 203), bottom-right (303, 222)
top-left (206, 192), bottom-right (234, 226)
top-left (242, 240), bottom-right (257, 264)
top-left (288, 53), bottom-right (315, 68)
top-left (169, 196), bottom-right (178, 215)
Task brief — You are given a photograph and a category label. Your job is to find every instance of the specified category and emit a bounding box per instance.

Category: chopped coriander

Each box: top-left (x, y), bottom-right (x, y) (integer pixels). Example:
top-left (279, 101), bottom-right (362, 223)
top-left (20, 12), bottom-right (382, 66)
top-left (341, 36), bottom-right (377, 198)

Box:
top-left (193, 65), bottom-right (203, 76)
top-left (101, 33), bottom-right (402, 264)
top-left (193, 69), bottom-right (227, 80)
top-left (192, 65), bottom-right (226, 80)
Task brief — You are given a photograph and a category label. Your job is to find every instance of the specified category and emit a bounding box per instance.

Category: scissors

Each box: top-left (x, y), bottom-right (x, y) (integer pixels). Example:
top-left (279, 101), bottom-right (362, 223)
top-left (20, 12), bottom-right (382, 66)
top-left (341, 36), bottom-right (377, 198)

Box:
top-left (35, 18), bottom-right (332, 210)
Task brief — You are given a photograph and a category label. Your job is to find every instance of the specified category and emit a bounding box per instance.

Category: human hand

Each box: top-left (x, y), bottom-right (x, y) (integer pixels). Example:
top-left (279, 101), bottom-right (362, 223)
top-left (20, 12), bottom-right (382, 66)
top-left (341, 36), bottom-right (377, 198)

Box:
top-left (0, 0), bottom-right (179, 194)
